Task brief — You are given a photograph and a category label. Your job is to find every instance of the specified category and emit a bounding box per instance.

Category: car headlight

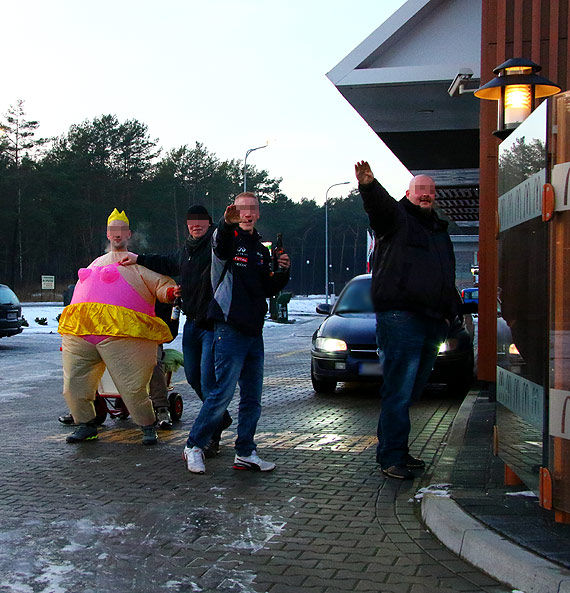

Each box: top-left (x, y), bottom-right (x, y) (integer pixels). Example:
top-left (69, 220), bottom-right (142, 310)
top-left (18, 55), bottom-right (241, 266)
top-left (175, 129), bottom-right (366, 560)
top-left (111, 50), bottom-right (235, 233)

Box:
top-left (438, 338), bottom-right (458, 354)
top-left (509, 343), bottom-right (520, 355)
top-left (315, 337), bottom-right (347, 352)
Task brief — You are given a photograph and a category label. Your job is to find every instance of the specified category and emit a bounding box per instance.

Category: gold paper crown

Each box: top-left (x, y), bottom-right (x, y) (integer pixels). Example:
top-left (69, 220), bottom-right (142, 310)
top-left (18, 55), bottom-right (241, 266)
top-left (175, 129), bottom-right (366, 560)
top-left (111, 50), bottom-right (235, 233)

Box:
top-left (107, 208), bottom-right (129, 226)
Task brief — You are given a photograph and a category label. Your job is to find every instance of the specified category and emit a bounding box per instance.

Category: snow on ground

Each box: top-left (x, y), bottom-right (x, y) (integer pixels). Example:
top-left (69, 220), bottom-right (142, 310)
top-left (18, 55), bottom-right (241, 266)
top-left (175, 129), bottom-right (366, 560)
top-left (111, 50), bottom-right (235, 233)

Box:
top-left (19, 296), bottom-right (325, 335)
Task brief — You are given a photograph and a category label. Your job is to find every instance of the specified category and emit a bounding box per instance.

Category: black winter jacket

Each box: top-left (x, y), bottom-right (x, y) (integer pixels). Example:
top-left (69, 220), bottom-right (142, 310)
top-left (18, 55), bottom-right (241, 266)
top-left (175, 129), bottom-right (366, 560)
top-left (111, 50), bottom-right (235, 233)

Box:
top-left (137, 224), bottom-right (216, 330)
top-left (360, 179), bottom-right (459, 322)
top-left (208, 219), bottom-right (290, 336)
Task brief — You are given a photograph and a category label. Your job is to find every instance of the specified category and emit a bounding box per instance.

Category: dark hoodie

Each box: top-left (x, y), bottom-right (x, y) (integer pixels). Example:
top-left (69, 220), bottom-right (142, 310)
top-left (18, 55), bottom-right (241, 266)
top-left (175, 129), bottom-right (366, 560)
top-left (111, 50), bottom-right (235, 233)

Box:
top-left (137, 224), bottom-right (216, 330)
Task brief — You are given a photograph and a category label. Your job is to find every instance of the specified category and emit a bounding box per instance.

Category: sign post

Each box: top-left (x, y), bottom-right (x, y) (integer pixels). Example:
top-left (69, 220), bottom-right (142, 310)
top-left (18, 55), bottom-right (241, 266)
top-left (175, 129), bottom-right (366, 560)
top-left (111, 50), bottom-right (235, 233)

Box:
top-left (41, 275), bottom-right (55, 300)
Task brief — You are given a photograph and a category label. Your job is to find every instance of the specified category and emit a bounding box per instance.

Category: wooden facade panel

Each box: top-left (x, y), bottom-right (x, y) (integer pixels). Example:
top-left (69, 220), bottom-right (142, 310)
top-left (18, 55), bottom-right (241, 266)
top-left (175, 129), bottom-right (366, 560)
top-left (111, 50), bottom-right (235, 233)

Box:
top-left (478, 0), bottom-right (570, 382)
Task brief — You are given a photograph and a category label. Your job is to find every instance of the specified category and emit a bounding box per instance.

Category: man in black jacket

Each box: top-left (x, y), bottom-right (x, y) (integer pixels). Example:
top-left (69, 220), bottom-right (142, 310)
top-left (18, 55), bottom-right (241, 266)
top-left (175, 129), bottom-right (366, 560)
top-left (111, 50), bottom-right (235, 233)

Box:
top-left (183, 192), bottom-right (290, 474)
top-left (120, 205), bottom-right (232, 453)
top-left (355, 161), bottom-right (459, 480)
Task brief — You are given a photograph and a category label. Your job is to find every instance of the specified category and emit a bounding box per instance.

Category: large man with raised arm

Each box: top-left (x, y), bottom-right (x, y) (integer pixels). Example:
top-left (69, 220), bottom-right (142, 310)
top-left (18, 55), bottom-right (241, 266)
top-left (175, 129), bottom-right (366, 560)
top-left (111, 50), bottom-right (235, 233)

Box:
top-left (355, 161), bottom-right (460, 480)
top-left (183, 191), bottom-right (290, 474)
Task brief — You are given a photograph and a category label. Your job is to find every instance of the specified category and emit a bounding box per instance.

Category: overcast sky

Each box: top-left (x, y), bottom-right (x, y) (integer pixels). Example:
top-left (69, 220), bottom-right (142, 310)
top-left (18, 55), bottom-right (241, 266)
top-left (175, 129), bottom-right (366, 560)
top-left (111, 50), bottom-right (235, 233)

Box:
top-left (2, 0), bottom-right (411, 202)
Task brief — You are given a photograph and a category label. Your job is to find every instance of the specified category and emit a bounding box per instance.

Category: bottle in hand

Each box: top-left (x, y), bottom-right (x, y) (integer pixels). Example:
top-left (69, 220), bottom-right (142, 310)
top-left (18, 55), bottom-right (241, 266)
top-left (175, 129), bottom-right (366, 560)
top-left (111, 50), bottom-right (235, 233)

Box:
top-left (273, 233), bottom-right (284, 271)
top-left (171, 296), bottom-right (182, 321)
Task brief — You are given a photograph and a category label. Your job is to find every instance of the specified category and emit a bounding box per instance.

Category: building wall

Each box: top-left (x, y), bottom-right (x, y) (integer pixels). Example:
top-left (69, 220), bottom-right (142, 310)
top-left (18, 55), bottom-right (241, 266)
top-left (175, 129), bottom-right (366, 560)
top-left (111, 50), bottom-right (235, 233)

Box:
top-left (478, 0), bottom-right (570, 381)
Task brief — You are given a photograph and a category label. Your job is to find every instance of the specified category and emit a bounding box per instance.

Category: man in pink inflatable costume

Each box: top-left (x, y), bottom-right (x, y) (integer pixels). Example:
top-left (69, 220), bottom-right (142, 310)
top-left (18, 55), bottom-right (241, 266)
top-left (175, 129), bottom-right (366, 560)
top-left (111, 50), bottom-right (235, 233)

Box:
top-left (58, 208), bottom-right (178, 445)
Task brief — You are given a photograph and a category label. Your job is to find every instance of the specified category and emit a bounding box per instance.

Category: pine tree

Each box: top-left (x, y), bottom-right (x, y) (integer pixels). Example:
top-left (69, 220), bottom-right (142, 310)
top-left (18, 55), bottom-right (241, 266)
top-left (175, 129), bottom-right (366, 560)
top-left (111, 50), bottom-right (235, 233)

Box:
top-left (0, 100), bottom-right (49, 285)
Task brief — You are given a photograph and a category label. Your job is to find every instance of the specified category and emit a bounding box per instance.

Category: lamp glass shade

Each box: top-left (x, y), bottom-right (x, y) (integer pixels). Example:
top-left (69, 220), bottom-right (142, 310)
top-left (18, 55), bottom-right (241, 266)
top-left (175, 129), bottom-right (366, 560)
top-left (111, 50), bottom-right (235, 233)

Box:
top-left (504, 84), bottom-right (532, 127)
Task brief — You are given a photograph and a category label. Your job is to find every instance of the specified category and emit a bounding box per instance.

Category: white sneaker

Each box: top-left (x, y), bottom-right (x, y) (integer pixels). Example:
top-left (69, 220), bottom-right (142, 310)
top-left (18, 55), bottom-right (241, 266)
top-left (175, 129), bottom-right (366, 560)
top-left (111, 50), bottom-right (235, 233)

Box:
top-left (183, 446), bottom-right (205, 474)
top-left (233, 450), bottom-right (276, 472)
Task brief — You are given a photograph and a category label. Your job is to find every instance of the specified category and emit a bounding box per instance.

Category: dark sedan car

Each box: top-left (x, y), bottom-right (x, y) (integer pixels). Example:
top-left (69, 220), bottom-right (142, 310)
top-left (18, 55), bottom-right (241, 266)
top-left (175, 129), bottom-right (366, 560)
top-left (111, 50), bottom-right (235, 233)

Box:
top-left (311, 274), bottom-right (474, 395)
top-left (0, 284), bottom-right (24, 338)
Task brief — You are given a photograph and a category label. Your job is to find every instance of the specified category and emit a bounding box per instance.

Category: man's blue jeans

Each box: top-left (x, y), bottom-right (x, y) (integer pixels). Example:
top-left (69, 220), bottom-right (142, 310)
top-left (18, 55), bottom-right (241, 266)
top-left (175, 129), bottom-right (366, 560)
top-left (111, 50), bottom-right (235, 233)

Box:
top-left (375, 310), bottom-right (448, 468)
top-left (182, 320), bottom-right (215, 399)
top-left (187, 322), bottom-right (264, 456)
top-left (182, 319), bottom-right (231, 439)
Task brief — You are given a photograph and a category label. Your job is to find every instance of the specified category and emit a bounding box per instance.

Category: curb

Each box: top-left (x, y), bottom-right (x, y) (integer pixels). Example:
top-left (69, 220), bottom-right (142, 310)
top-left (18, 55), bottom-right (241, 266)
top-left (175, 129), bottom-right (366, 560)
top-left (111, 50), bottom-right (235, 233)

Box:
top-left (421, 494), bottom-right (570, 593)
top-left (420, 390), bottom-right (570, 593)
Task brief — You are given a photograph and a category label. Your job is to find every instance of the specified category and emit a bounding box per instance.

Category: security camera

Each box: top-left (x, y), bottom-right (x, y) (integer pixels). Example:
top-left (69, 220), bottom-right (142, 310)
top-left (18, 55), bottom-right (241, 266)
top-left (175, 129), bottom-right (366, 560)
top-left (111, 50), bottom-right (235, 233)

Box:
top-left (448, 68), bottom-right (475, 97)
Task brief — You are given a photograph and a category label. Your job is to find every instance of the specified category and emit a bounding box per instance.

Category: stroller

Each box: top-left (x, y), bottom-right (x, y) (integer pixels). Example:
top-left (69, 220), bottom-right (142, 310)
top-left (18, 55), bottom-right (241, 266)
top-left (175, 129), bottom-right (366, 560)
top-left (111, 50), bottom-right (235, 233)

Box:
top-left (94, 358), bottom-right (183, 425)
top-left (60, 348), bottom-right (185, 426)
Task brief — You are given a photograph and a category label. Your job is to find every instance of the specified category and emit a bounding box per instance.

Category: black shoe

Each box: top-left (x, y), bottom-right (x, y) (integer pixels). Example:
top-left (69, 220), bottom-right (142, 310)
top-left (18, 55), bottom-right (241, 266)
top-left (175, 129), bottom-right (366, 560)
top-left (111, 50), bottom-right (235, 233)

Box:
top-left (66, 421), bottom-right (98, 443)
top-left (381, 465), bottom-right (413, 480)
top-left (203, 437), bottom-right (221, 458)
top-left (405, 454), bottom-right (425, 469)
top-left (155, 407), bottom-right (173, 430)
top-left (58, 413), bottom-right (75, 425)
top-left (221, 413), bottom-right (233, 432)
top-left (141, 425), bottom-right (158, 445)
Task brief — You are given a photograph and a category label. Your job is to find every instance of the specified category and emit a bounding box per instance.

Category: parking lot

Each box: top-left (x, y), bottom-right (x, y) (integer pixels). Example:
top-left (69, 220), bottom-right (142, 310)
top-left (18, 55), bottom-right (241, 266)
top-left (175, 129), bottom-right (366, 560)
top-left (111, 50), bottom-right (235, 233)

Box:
top-left (0, 314), bottom-right (507, 593)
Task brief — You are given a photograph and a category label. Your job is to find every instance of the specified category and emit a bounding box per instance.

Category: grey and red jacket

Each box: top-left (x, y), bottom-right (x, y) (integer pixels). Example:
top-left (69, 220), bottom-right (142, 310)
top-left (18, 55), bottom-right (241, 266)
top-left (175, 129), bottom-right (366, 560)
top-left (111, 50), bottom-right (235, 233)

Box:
top-left (359, 178), bottom-right (460, 322)
top-left (208, 218), bottom-right (290, 336)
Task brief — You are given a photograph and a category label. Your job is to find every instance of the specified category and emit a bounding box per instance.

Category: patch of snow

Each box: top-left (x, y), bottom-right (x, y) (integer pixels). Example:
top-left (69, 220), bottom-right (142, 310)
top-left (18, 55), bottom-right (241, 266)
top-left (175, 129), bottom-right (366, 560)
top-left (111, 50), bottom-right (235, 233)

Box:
top-left (19, 295), bottom-right (324, 336)
top-left (226, 514), bottom-right (286, 553)
top-left (413, 484), bottom-right (452, 501)
top-left (61, 542), bottom-right (85, 552)
top-left (218, 573), bottom-right (258, 593)
top-left (20, 303), bottom-right (63, 334)
top-left (505, 491), bottom-right (537, 498)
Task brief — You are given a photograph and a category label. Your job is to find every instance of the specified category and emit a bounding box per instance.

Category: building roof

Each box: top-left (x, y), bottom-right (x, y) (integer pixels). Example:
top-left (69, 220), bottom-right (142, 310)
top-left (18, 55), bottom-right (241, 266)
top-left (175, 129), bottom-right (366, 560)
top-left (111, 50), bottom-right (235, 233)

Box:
top-left (327, 0), bottom-right (482, 177)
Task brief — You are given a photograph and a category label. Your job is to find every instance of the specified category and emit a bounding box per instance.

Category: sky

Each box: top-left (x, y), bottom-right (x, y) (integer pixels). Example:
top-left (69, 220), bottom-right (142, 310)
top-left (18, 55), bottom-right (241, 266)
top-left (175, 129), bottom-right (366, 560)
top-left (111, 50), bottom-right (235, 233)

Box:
top-left (1, 0), bottom-right (411, 203)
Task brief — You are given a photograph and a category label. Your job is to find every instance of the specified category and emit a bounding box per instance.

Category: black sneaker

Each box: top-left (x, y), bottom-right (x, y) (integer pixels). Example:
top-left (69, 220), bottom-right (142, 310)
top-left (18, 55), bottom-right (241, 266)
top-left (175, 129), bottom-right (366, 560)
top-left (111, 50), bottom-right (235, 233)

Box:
top-left (203, 437), bottom-right (221, 458)
top-left (381, 465), bottom-right (413, 480)
top-left (58, 413), bottom-right (75, 425)
top-left (66, 422), bottom-right (98, 443)
top-left (155, 407), bottom-right (172, 430)
top-left (405, 454), bottom-right (425, 469)
top-left (221, 413), bottom-right (233, 431)
top-left (141, 425), bottom-right (158, 446)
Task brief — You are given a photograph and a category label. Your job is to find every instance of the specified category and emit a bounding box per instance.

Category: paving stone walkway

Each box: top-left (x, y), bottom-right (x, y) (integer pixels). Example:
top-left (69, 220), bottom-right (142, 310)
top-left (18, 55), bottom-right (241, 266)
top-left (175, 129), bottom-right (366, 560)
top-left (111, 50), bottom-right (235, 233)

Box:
top-left (0, 324), bottom-right (509, 593)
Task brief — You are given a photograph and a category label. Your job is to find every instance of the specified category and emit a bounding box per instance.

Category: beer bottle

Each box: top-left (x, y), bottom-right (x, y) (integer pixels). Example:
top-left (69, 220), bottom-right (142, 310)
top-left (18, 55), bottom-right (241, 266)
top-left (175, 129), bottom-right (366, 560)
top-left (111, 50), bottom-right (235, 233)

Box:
top-left (170, 296), bottom-right (182, 321)
top-left (273, 233), bottom-right (284, 271)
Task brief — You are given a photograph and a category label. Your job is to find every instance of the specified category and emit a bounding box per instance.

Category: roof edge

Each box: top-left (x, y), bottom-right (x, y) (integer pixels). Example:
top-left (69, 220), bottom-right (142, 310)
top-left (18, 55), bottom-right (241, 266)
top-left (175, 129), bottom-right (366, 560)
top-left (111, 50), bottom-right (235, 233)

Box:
top-left (326, 0), bottom-right (444, 85)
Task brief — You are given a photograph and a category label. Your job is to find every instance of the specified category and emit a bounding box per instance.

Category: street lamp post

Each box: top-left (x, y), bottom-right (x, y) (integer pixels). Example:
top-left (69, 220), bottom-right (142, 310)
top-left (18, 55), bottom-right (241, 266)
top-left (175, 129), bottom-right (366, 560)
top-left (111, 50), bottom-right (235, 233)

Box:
top-left (243, 144), bottom-right (268, 192)
top-left (325, 181), bottom-right (350, 305)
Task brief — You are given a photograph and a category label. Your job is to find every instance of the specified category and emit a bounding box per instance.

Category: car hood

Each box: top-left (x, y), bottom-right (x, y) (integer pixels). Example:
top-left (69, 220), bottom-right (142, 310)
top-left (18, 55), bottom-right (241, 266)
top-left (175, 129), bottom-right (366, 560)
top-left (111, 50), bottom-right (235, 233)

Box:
top-left (316, 313), bottom-right (376, 345)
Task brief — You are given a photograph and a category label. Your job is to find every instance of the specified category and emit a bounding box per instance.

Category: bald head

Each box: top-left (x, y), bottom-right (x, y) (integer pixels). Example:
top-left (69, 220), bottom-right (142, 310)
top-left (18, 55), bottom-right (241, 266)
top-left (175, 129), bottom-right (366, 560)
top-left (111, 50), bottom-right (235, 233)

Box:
top-left (406, 175), bottom-right (435, 210)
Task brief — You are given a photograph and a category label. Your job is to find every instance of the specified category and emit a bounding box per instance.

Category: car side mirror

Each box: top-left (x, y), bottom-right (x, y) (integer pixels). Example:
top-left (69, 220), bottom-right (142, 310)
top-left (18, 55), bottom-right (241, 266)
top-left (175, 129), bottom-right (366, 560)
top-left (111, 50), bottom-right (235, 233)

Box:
top-left (461, 301), bottom-right (478, 314)
top-left (316, 303), bottom-right (331, 315)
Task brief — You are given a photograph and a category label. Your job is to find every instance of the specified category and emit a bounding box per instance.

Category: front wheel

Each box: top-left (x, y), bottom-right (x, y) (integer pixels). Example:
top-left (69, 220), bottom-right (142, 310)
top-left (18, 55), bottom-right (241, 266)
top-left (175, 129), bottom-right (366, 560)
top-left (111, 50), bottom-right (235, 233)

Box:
top-left (94, 394), bottom-right (108, 425)
top-left (169, 392), bottom-right (183, 422)
top-left (311, 369), bottom-right (337, 394)
top-left (445, 354), bottom-right (474, 398)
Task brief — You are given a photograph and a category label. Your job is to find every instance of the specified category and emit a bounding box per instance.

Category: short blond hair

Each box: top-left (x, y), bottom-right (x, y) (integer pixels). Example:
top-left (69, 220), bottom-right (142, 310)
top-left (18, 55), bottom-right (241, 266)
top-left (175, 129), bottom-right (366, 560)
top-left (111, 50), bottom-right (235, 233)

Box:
top-left (234, 192), bottom-right (258, 203)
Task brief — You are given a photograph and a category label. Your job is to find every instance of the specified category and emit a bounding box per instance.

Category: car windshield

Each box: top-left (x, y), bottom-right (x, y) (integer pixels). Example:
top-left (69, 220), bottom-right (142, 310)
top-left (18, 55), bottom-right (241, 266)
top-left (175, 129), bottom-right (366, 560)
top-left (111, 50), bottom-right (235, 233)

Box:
top-left (0, 286), bottom-right (18, 305)
top-left (334, 278), bottom-right (373, 313)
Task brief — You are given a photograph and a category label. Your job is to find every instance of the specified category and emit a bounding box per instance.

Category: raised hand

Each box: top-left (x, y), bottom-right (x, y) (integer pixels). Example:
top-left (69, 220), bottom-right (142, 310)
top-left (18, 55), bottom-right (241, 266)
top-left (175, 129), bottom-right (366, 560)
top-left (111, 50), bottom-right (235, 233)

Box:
top-left (224, 204), bottom-right (242, 224)
top-left (355, 161), bottom-right (374, 185)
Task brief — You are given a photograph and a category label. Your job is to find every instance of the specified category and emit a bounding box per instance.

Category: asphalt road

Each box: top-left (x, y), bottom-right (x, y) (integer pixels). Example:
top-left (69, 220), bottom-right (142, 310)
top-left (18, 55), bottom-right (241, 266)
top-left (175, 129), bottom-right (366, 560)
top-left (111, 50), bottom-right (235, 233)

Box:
top-left (0, 316), bottom-right (507, 593)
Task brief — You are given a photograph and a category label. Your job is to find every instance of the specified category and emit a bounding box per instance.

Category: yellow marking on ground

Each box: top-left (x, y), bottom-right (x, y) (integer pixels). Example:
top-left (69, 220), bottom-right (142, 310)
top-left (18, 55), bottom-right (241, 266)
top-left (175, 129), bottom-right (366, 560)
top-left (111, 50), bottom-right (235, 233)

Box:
top-left (275, 350), bottom-right (306, 359)
top-left (48, 429), bottom-right (376, 452)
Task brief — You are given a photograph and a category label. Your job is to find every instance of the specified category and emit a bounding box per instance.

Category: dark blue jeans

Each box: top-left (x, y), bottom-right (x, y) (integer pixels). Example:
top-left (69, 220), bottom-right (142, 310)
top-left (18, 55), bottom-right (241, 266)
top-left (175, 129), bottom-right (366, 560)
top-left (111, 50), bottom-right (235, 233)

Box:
top-left (187, 322), bottom-right (264, 456)
top-left (182, 319), bottom-right (230, 439)
top-left (375, 311), bottom-right (448, 468)
top-left (182, 319), bottom-right (216, 399)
